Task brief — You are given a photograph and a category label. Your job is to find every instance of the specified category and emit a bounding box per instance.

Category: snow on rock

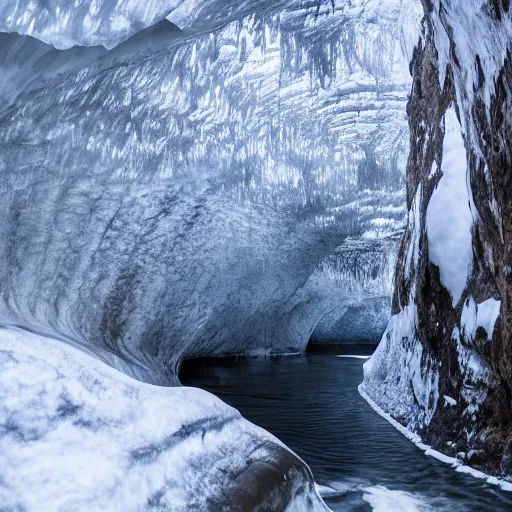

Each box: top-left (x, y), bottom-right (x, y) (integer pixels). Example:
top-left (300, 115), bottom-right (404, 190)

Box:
top-left (362, 302), bottom-right (440, 429)
top-left (476, 298), bottom-right (501, 339)
top-left (0, 327), bottom-right (328, 512)
top-left (404, 184), bottom-right (423, 281)
top-left (461, 296), bottom-right (501, 342)
top-left (426, 105), bottom-right (472, 307)
top-left (443, 395), bottom-right (457, 407)
top-left (363, 0), bottom-right (512, 478)
top-left (430, 0), bottom-right (512, 119)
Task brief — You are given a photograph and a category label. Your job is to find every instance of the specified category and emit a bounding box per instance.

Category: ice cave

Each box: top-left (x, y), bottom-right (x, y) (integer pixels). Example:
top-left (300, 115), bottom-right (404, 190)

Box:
top-left (1, 0), bottom-right (512, 510)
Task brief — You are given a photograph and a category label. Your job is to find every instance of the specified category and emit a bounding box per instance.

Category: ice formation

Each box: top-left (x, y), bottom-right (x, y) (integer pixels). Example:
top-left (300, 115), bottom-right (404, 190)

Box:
top-left (0, 0), bottom-right (416, 384)
top-left (0, 0), bottom-right (184, 48)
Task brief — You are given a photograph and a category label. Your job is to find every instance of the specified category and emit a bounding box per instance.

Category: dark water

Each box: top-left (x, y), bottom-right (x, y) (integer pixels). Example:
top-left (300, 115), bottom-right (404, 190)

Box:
top-left (181, 352), bottom-right (512, 511)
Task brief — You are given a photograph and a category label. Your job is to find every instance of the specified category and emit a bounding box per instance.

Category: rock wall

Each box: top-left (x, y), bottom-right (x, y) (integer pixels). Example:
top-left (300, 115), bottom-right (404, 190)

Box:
top-left (362, 0), bottom-right (512, 477)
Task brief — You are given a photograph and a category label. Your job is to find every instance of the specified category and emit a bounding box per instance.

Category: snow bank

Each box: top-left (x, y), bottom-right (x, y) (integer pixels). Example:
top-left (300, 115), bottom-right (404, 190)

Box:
top-left (358, 385), bottom-right (512, 493)
top-left (0, 328), bottom-right (328, 511)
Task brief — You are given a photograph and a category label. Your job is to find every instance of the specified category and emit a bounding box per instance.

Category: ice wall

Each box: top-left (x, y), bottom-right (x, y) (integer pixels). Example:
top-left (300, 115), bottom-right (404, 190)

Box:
top-left (0, 0), bottom-right (415, 384)
top-left (362, 0), bottom-right (512, 478)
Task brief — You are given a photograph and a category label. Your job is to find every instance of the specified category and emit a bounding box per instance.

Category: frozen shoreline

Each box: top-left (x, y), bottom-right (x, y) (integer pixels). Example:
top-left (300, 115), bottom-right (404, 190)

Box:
top-left (358, 384), bottom-right (512, 493)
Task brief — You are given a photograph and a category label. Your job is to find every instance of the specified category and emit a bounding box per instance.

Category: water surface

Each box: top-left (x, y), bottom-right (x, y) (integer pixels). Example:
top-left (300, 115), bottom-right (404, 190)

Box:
top-left (181, 353), bottom-right (512, 511)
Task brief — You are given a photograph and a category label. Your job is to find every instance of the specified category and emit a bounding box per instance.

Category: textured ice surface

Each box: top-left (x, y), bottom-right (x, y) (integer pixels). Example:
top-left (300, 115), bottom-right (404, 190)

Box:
top-left (0, 0), bottom-right (185, 49)
top-left (310, 235), bottom-right (399, 342)
top-left (0, 327), bottom-right (328, 512)
top-left (0, 0), bottom-right (416, 383)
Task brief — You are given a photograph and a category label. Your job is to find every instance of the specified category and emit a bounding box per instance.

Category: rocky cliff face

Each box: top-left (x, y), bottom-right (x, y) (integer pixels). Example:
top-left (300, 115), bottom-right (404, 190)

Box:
top-left (362, 0), bottom-right (512, 478)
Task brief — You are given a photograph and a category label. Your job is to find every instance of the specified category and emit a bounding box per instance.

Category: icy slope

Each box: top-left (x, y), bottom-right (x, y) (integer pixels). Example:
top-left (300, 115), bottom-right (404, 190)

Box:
top-left (0, 328), bottom-right (328, 512)
top-left (362, 0), bottom-right (512, 478)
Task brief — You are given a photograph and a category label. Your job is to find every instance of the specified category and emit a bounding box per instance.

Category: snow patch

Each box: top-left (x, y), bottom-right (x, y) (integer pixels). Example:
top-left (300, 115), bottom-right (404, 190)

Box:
top-left (476, 298), bottom-right (501, 339)
top-left (461, 297), bottom-right (501, 341)
top-left (443, 395), bottom-right (457, 407)
top-left (426, 105), bottom-right (472, 306)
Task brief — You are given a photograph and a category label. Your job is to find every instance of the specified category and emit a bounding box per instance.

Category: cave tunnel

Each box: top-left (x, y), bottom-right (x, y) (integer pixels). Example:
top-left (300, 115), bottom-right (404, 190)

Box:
top-left (2, 0), bottom-right (512, 511)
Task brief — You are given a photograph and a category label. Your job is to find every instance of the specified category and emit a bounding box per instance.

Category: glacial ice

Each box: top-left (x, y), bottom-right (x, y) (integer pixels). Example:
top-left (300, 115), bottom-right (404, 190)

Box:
top-left (0, 327), bottom-right (329, 512)
top-left (0, 0), bottom-right (416, 384)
